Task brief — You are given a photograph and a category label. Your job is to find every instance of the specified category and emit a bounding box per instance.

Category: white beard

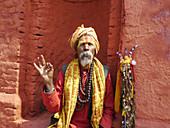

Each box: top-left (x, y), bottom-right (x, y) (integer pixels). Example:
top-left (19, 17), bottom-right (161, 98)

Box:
top-left (79, 51), bottom-right (93, 67)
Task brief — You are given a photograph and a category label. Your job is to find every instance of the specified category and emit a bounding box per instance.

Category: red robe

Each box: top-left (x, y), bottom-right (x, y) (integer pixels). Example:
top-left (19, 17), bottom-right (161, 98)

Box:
top-left (42, 68), bottom-right (114, 128)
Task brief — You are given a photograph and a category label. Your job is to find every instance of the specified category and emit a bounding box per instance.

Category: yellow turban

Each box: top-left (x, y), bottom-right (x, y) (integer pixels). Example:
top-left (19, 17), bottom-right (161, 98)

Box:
top-left (69, 24), bottom-right (100, 54)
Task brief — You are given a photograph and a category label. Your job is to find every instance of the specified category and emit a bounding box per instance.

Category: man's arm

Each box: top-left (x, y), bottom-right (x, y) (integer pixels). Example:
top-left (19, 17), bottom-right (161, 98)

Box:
top-left (42, 69), bottom-right (64, 113)
top-left (100, 71), bottom-right (115, 128)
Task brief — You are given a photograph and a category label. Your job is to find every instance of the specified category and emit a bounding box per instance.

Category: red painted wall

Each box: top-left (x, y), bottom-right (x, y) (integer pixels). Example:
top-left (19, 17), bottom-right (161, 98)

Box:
top-left (0, 0), bottom-right (169, 127)
top-left (19, 0), bottom-right (112, 118)
top-left (120, 0), bottom-right (170, 127)
top-left (0, 0), bottom-right (25, 127)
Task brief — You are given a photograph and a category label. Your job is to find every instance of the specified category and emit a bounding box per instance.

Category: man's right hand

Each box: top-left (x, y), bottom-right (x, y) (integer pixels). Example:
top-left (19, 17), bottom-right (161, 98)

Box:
top-left (33, 55), bottom-right (54, 91)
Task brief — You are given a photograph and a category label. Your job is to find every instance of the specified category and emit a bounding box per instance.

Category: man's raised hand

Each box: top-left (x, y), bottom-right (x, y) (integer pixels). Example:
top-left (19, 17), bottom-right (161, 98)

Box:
top-left (33, 55), bottom-right (54, 91)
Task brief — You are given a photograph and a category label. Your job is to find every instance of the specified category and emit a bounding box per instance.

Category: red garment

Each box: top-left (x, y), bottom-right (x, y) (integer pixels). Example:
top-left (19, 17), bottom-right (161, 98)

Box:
top-left (42, 68), bottom-right (114, 128)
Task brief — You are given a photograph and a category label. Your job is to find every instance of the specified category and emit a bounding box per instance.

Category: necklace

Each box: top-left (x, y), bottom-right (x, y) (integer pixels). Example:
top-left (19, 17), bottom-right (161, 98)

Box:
top-left (76, 62), bottom-right (93, 111)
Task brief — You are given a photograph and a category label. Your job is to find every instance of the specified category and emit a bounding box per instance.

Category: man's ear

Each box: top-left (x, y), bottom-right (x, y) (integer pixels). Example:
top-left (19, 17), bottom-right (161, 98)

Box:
top-left (94, 49), bottom-right (97, 56)
top-left (75, 52), bottom-right (78, 58)
top-left (74, 40), bottom-right (79, 51)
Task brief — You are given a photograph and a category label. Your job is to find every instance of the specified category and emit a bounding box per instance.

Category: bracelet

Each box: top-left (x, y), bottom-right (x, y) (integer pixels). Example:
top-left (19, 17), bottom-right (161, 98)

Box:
top-left (44, 87), bottom-right (55, 94)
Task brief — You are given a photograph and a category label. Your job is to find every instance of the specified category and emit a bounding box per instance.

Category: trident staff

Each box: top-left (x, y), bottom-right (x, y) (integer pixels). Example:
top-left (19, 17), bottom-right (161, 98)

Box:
top-left (115, 45), bottom-right (138, 128)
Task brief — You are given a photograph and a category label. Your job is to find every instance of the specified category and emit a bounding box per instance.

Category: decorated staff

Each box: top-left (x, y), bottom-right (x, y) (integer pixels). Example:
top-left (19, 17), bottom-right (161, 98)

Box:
top-left (115, 45), bottom-right (138, 128)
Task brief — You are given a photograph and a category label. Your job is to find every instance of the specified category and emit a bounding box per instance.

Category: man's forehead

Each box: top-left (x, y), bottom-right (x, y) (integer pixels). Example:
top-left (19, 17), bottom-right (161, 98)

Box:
top-left (77, 34), bottom-right (96, 49)
top-left (79, 35), bottom-right (94, 43)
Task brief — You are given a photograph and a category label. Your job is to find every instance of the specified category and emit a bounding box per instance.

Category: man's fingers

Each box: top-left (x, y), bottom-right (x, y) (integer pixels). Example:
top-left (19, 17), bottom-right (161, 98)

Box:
top-left (37, 57), bottom-right (43, 68)
top-left (48, 62), bottom-right (53, 69)
top-left (41, 55), bottom-right (46, 66)
top-left (33, 63), bottom-right (40, 72)
top-left (46, 62), bottom-right (54, 72)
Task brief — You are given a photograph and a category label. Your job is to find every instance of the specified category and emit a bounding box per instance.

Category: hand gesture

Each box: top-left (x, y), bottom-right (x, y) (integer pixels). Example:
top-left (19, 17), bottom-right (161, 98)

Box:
top-left (33, 55), bottom-right (54, 91)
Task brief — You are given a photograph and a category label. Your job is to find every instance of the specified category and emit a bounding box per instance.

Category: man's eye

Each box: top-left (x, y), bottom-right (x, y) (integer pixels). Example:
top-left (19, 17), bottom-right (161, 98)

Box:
top-left (80, 43), bottom-right (93, 46)
top-left (80, 43), bottom-right (85, 46)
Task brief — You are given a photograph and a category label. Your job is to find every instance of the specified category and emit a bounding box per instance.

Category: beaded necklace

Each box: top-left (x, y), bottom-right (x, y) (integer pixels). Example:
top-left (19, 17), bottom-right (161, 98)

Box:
top-left (76, 61), bottom-right (93, 111)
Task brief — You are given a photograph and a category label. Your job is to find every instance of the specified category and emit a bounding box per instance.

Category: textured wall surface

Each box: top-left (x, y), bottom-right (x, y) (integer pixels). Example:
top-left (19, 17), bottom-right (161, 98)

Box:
top-left (19, 0), bottom-right (111, 117)
top-left (121, 0), bottom-right (170, 127)
top-left (107, 0), bottom-right (122, 127)
top-left (0, 0), bottom-right (170, 128)
top-left (0, 0), bottom-right (26, 127)
top-left (1, 0), bottom-right (114, 127)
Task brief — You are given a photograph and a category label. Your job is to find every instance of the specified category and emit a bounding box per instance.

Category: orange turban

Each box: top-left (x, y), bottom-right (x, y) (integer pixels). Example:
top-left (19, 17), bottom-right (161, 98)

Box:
top-left (69, 24), bottom-right (100, 54)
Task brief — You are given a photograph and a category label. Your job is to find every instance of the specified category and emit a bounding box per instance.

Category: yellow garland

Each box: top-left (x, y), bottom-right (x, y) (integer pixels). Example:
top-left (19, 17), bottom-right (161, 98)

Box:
top-left (114, 56), bottom-right (132, 112)
top-left (114, 68), bottom-right (121, 112)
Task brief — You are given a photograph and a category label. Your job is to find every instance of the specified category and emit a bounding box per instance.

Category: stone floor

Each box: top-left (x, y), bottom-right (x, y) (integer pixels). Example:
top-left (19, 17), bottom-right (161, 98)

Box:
top-left (18, 111), bottom-right (122, 128)
top-left (19, 111), bottom-right (53, 128)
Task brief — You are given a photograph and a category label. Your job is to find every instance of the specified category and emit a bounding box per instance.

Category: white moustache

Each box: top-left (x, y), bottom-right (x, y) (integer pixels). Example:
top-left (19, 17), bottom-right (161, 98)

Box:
top-left (79, 51), bottom-right (93, 67)
top-left (79, 51), bottom-right (93, 59)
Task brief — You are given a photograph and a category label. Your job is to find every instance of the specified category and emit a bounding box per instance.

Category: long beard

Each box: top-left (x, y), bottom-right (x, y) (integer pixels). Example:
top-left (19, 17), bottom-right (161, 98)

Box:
top-left (79, 51), bottom-right (93, 67)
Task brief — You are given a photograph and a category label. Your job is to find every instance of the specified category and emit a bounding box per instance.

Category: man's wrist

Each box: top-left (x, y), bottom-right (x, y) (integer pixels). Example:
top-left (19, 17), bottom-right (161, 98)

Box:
top-left (44, 81), bottom-right (54, 90)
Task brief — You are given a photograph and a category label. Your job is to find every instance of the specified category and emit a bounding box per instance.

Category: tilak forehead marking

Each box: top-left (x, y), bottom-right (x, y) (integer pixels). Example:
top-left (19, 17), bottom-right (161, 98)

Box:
top-left (85, 35), bottom-right (88, 44)
top-left (77, 35), bottom-right (97, 49)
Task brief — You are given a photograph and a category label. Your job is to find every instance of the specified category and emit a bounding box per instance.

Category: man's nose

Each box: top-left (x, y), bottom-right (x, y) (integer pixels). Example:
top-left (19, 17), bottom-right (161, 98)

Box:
top-left (84, 43), bottom-right (89, 50)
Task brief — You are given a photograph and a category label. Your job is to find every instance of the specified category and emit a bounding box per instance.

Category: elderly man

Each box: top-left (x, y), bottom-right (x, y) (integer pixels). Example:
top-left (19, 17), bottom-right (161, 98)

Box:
top-left (34, 25), bottom-right (114, 128)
